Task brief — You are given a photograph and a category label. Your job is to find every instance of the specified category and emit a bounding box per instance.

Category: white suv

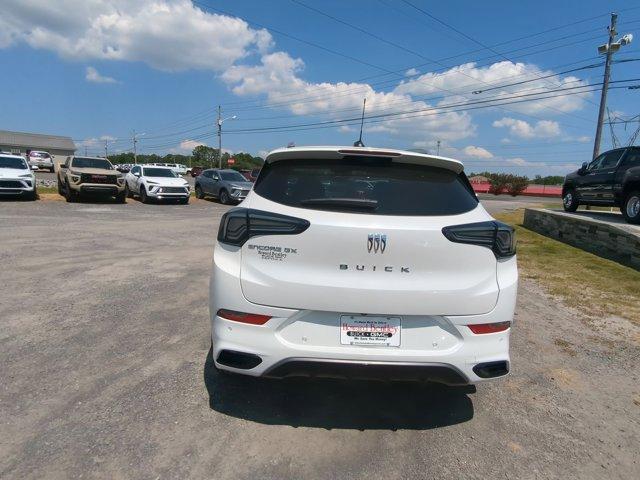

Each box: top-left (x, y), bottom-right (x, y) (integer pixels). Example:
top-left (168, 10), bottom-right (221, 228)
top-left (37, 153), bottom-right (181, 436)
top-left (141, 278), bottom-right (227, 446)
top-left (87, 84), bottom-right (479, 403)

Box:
top-left (210, 147), bottom-right (517, 385)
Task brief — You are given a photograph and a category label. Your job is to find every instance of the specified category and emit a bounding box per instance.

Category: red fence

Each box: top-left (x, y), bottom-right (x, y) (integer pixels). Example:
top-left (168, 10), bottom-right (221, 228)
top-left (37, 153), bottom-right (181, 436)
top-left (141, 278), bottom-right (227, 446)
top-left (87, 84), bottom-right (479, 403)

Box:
top-left (471, 182), bottom-right (562, 197)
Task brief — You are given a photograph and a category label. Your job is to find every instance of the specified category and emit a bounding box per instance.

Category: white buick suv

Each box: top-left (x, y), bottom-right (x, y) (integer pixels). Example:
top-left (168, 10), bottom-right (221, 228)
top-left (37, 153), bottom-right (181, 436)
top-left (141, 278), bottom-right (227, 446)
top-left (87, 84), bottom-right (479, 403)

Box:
top-left (210, 147), bottom-right (517, 385)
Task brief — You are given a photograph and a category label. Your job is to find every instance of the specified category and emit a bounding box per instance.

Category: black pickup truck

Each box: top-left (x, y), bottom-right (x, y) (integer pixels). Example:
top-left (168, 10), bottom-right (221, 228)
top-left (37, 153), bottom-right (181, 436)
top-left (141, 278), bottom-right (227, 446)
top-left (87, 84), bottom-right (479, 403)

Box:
top-left (562, 146), bottom-right (640, 224)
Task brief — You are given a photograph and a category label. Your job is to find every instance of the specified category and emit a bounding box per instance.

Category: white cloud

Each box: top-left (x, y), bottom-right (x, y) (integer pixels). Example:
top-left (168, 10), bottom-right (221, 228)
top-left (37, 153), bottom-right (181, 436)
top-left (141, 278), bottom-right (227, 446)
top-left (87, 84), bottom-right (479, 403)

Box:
top-left (405, 68), bottom-right (419, 77)
top-left (85, 66), bottom-right (117, 84)
top-left (506, 157), bottom-right (539, 166)
top-left (222, 51), bottom-right (475, 142)
top-left (394, 61), bottom-right (591, 115)
top-left (492, 117), bottom-right (561, 139)
top-left (0, 0), bottom-right (272, 72)
top-left (463, 145), bottom-right (493, 159)
top-left (169, 139), bottom-right (207, 154)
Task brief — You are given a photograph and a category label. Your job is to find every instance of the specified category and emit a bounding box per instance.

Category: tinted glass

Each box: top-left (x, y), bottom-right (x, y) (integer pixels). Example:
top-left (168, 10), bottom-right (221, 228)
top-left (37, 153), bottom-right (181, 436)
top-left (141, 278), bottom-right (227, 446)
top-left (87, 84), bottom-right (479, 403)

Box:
top-left (254, 157), bottom-right (478, 216)
top-left (220, 171), bottom-right (247, 182)
top-left (587, 153), bottom-right (605, 171)
top-left (599, 150), bottom-right (623, 169)
top-left (0, 156), bottom-right (28, 169)
top-left (72, 157), bottom-right (113, 169)
top-left (142, 167), bottom-right (177, 177)
top-left (623, 148), bottom-right (640, 167)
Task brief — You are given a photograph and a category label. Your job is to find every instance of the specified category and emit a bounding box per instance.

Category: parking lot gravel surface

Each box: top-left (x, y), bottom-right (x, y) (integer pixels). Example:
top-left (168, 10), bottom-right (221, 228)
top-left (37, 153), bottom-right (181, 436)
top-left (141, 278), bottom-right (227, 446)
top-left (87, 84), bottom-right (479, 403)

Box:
top-left (0, 197), bottom-right (638, 479)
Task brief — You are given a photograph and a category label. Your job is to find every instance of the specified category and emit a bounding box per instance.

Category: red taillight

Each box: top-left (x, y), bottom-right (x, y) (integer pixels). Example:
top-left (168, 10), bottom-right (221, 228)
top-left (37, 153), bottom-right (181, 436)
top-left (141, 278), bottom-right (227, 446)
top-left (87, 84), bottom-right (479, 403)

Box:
top-left (217, 309), bottom-right (272, 325)
top-left (467, 322), bottom-right (511, 334)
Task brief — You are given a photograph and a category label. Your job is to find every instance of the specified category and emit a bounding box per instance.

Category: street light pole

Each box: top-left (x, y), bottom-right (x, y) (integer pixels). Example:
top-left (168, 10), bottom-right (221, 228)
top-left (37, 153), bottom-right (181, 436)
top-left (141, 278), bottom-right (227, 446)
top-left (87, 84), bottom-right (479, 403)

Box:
top-left (217, 105), bottom-right (222, 168)
top-left (133, 131), bottom-right (145, 164)
top-left (593, 13), bottom-right (618, 160)
top-left (216, 106), bottom-right (237, 168)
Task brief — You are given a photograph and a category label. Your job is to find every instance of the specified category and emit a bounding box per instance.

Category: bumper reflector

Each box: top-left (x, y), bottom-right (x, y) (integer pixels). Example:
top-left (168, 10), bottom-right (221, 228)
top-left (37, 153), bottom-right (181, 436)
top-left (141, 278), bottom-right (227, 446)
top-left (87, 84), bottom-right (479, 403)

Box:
top-left (467, 322), bottom-right (511, 334)
top-left (217, 309), bottom-right (272, 325)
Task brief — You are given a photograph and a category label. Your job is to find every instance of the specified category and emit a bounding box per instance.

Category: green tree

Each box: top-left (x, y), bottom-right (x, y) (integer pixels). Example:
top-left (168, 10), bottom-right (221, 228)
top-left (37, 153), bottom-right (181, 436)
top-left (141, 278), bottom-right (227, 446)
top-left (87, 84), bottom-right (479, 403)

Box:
top-left (192, 145), bottom-right (219, 167)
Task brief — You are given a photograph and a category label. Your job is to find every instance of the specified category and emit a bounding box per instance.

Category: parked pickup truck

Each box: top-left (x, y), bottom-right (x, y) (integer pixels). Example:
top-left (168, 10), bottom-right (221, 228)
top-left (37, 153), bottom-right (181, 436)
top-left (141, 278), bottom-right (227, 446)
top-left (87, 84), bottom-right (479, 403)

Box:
top-left (57, 156), bottom-right (126, 203)
top-left (562, 146), bottom-right (640, 224)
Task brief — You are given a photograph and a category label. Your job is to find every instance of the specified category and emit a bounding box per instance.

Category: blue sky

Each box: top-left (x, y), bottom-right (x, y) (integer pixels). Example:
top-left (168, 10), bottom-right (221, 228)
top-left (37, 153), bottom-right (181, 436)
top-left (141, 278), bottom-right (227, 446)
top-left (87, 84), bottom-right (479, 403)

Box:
top-left (1, 0), bottom-right (639, 176)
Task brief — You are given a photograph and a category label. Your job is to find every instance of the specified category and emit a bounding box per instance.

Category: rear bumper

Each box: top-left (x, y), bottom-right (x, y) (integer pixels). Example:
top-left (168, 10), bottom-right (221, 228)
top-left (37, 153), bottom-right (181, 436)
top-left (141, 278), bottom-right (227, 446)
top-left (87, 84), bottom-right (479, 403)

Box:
top-left (29, 161), bottom-right (53, 168)
top-left (211, 313), bottom-right (511, 385)
top-left (210, 255), bottom-right (517, 385)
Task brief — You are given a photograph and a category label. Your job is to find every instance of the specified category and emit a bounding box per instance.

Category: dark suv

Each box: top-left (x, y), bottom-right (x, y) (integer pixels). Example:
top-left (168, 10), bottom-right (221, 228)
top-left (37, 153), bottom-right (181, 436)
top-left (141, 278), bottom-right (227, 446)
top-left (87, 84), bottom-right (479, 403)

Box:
top-left (194, 168), bottom-right (253, 204)
top-left (562, 147), bottom-right (640, 223)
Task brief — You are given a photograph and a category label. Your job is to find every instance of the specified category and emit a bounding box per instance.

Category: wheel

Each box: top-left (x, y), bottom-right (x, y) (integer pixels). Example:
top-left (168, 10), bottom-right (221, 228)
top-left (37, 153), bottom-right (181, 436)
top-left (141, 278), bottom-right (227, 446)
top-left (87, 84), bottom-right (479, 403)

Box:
top-left (195, 184), bottom-right (204, 199)
top-left (64, 185), bottom-right (77, 203)
top-left (219, 189), bottom-right (230, 205)
top-left (50, 167), bottom-right (55, 173)
top-left (180, 197), bottom-right (189, 205)
top-left (622, 190), bottom-right (640, 224)
top-left (139, 186), bottom-right (150, 204)
top-left (57, 179), bottom-right (64, 196)
top-left (115, 191), bottom-right (126, 204)
top-left (26, 188), bottom-right (37, 201)
top-left (125, 183), bottom-right (133, 198)
top-left (562, 188), bottom-right (579, 212)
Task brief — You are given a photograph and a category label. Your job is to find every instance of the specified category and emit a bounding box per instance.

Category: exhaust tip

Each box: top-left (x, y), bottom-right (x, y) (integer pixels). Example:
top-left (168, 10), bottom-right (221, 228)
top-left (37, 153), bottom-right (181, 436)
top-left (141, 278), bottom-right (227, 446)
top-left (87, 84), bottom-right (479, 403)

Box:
top-left (473, 361), bottom-right (509, 379)
top-left (216, 350), bottom-right (262, 370)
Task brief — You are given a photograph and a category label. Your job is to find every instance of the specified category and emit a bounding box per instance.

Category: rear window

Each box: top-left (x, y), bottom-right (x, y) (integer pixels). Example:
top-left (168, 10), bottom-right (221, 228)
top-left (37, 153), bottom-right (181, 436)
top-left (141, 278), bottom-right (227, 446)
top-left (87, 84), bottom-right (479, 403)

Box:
top-left (253, 157), bottom-right (478, 216)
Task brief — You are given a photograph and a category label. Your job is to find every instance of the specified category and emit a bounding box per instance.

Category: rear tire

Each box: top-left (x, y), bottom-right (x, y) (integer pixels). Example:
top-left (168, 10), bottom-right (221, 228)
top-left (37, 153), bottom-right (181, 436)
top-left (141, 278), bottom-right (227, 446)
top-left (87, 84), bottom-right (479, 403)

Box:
top-left (562, 188), bottom-right (579, 212)
top-left (622, 190), bottom-right (640, 224)
top-left (219, 189), bottom-right (230, 205)
top-left (195, 184), bottom-right (204, 199)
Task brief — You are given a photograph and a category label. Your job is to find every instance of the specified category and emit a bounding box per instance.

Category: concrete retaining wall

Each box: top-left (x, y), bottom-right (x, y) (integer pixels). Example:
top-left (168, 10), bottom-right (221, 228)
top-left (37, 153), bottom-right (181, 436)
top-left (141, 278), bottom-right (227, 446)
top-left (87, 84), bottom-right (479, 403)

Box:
top-left (523, 208), bottom-right (640, 271)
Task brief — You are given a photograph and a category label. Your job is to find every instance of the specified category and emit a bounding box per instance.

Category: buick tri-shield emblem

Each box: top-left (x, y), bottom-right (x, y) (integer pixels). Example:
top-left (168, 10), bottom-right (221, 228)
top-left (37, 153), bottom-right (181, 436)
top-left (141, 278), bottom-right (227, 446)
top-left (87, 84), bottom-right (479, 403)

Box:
top-left (367, 234), bottom-right (387, 253)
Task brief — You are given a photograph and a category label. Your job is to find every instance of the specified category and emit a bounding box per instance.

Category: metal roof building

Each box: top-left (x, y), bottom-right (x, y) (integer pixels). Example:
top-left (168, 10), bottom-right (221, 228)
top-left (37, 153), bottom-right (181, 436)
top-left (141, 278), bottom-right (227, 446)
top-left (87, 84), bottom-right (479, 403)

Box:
top-left (0, 130), bottom-right (76, 163)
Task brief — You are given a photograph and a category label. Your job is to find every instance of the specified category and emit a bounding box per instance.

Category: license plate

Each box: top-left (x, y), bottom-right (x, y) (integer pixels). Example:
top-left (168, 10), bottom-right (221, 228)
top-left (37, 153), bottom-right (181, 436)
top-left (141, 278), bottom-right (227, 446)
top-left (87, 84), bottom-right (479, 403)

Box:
top-left (340, 315), bottom-right (401, 347)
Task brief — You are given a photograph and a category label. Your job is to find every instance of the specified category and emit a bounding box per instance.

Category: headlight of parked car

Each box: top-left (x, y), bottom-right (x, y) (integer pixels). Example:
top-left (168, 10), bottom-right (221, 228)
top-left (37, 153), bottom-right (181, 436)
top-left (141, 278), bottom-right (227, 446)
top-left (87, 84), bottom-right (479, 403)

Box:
top-left (70, 174), bottom-right (80, 183)
top-left (19, 173), bottom-right (33, 178)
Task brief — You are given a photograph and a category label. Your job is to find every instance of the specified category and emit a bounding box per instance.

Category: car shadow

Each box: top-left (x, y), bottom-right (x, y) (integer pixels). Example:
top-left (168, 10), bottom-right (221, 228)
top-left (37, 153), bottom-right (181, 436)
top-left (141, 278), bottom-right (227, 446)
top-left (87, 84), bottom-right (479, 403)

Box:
top-left (203, 347), bottom-right (474, 430)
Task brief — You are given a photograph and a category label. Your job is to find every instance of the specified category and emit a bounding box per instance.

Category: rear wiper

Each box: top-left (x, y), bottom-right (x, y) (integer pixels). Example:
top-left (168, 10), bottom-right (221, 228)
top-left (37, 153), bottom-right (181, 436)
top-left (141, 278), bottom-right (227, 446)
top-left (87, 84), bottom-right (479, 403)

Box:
top-left (300, 198), bottom-right (379, 210)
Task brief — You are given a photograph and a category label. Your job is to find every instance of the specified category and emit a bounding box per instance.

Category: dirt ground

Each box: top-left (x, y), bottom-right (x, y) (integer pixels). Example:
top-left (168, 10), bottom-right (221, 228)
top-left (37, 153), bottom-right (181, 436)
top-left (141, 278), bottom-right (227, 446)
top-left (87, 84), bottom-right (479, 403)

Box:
top-left (0, 197), bottom-right (638, 479)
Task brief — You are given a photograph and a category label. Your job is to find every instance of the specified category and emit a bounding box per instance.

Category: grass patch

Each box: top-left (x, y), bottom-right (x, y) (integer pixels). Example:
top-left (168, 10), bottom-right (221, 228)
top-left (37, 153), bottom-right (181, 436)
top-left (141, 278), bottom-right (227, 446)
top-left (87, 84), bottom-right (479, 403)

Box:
top-left (495, 209), bottom-right (640, 325)
top-left (37, 186), bottom-right (58, 195)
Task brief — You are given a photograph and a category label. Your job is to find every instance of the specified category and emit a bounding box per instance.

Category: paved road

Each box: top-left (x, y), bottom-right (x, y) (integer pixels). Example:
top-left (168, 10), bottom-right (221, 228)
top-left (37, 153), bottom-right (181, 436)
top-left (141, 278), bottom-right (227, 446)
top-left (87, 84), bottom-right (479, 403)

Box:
top-left (0, 197), bottom-right (637, 479)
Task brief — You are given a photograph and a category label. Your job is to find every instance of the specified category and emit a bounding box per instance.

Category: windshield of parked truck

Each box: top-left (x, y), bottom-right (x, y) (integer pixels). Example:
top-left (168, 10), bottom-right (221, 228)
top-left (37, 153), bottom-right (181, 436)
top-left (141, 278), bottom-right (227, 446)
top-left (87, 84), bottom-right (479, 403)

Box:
top-left (72, 157), bottom-right (113, 169)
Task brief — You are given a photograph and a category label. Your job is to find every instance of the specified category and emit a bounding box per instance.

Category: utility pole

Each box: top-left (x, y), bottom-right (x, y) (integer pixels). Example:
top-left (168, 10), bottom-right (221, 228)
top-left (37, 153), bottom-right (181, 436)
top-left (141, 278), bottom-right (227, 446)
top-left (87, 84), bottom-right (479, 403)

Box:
top-left (216, 106), bottom-right (237, 168)
top-left (104, 139), bottom-right (109, 159)
top-left (217, 105), bottom-right (222, 168)
top-left (84, 146), bottom-right (88, 156)
top-left (133, 130), bottom-right (138, 164)
top-left (436, 140), bottom-right (441, 156)
top-left (132, 131), bottom-right (145, 164)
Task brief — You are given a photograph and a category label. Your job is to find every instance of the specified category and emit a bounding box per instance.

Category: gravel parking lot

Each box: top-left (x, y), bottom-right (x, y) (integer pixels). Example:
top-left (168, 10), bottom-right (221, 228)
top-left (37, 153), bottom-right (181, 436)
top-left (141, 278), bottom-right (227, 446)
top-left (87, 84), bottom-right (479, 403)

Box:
top-left (1, 196), bottom-right (637, 479)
